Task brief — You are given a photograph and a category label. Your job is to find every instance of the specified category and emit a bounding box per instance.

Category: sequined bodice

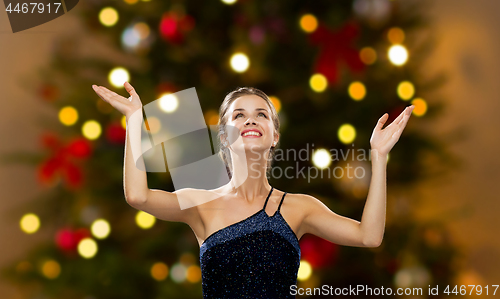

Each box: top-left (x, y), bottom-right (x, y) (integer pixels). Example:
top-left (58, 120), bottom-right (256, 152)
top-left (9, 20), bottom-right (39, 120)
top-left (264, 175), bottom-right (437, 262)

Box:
top-left (199, 187), bottom-right (301, 298)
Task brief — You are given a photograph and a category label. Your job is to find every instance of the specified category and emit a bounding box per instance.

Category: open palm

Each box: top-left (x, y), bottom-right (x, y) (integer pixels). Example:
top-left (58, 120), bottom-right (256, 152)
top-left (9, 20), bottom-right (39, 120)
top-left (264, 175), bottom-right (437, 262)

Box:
top-left (370, 105), bottom-right (414, 158)
top-left (92, 82), bottom-right (143, 118)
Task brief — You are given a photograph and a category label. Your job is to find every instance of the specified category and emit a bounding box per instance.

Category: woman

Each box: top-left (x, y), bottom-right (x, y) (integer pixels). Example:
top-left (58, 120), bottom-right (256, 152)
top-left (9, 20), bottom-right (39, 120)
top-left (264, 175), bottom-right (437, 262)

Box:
top-left (92, 82), bottom-right (414, 298)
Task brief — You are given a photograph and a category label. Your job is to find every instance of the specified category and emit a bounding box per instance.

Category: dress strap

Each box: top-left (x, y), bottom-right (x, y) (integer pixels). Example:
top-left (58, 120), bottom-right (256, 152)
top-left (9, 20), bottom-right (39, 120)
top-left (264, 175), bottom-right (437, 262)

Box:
top-left (277, 192), bottom-right (288, 212)
top-left (262, 187), bottom-right (274, 210)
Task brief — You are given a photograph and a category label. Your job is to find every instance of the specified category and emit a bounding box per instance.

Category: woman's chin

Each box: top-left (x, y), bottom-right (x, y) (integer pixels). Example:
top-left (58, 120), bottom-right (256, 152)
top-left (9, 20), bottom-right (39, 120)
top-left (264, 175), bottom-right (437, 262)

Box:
top-left (230, 141), bottom-right (270, 156)
top-left (244, 144), bottom-right (269, 153)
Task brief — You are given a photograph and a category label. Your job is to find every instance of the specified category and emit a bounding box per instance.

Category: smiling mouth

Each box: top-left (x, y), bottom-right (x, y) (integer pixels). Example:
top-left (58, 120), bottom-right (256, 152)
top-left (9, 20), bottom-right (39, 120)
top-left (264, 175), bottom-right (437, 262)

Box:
top-left (241, 131), bottom-right (262, 137)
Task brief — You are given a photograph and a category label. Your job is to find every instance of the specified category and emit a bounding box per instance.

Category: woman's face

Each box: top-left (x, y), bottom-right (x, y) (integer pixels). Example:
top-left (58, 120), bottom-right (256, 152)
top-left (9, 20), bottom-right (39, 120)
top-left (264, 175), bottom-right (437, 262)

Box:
top-left (224, 95), bottom-right (277, 154)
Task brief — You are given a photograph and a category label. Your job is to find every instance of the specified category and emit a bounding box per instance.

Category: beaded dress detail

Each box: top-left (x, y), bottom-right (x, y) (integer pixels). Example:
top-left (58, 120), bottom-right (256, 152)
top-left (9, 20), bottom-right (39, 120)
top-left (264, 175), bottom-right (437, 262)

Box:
top-left (199, 187), bottom-right (301, 298)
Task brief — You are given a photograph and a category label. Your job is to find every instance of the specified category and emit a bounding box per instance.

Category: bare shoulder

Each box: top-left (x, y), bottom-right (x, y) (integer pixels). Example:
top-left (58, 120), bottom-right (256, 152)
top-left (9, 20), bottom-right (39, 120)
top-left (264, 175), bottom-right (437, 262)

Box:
top-left (169, 187), bottom-right (219, 239)
top-left (279, 192), bottom-right (327, 240)
top-left (173, 186), bottom-right (236, 245)
top-left (172, 187), bottom-right (209, 203)
top-left (172, 187), bottom-right (226, 214)
top-left (171, 186), bottom-right (229, 221)
top-left (283, 192), bottom-right (325, 214)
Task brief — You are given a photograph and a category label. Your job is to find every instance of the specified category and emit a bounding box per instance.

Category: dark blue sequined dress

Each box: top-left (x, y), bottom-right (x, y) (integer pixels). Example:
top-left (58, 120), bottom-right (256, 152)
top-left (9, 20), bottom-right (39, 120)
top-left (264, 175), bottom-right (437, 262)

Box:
top-left (199, 187), bottom-right (301, 298)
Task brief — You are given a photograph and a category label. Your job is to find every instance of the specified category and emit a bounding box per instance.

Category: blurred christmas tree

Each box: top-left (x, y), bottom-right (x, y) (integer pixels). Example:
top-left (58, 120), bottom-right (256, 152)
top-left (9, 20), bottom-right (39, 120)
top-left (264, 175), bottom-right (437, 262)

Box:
top-left (1, 0), bottom-right (467, 298)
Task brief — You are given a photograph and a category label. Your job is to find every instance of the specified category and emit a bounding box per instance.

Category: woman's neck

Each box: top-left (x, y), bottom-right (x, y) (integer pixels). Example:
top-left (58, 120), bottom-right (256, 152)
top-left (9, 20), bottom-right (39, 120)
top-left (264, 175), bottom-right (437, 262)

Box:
top-left (228, 149), bottom-right (272, 202)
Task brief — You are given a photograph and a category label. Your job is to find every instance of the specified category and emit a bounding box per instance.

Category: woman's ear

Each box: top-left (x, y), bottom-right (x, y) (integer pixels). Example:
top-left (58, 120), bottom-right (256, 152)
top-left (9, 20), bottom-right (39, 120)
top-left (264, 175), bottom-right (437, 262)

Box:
top-left (220, 135), bottom-right (228, 147)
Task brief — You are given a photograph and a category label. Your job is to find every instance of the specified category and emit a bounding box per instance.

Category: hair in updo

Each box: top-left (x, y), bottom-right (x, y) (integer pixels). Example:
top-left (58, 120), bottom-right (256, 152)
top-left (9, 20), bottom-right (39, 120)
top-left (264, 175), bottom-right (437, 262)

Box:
top-left (217, 87), bottom-right (280, 179)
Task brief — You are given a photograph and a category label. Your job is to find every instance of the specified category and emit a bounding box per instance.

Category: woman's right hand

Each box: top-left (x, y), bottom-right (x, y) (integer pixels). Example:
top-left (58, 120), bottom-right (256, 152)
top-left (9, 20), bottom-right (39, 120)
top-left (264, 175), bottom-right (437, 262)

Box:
top-left (92, 82), bottom-right (143, 119)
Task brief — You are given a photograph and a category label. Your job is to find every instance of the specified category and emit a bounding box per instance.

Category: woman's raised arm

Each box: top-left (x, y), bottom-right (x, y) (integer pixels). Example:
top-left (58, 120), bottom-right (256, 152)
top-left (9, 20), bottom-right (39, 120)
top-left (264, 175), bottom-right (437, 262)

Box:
top-left (299, 105), bottom-right (414, 248)
top-left (91, 82), bottom-right (199, 225)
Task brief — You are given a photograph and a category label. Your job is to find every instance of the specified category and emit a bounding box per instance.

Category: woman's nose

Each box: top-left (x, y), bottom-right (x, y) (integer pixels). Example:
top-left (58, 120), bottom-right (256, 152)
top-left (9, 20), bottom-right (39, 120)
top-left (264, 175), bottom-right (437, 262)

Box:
top-left (245, 118), bottom-right (257, 125)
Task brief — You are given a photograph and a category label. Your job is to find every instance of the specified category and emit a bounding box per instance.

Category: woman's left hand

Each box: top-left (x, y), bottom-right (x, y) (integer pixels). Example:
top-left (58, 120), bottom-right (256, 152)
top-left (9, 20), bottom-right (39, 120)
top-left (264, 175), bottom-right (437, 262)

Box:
top-left (370, 105), bottom-right (415, 159)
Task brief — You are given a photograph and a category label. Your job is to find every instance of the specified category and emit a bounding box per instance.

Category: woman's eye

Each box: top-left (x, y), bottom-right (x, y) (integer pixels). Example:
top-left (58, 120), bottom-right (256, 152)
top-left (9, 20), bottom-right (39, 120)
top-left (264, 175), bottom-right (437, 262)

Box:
top-left (258, 112), bottom-right (267, 118)
top-left (235, 113), bottom-right (243, 118)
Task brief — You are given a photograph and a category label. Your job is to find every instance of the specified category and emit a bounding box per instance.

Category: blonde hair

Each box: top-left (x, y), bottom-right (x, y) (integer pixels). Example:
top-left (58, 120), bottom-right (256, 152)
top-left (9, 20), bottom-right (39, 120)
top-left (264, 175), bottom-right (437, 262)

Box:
top-left (217, 87), bottom-right (280, 179)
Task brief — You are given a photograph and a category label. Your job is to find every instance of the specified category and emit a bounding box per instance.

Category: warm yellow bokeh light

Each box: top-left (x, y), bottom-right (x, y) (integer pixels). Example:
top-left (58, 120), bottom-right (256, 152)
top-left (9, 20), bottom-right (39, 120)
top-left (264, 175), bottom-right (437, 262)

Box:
top-left (124, 0), bottom-right (139, 5)
top-left (388, 45), bottom-right (408, 66)
top-left (338, 124), bottom-right (356, 144)
top-left (269, 96), bottom-right (282, 113)
top-left (297, 260), bottom-right (312, 281)
top-left (91, 219), bottom-right (111, 239)
top-left (387, 27), bottom-right (405, 44)
top-left (99, 7), bottom-right (119, 27)
top-left (186, 265), bottom-right (202, 283)
top-left (151, 262), bottom-right (169, 281)
top-left (360, 47), bottom-right (377, 65)
top-left (121, 115), bottom-right (127, 129)
top-left (204, 110), bottom-right (219, 126)
top-left (230, 52), bottom-right (250, 73)
top-left (78, 238), bottom-right (98, 259)
top-left (158, 94), bottom-right (179, 113)
top-left (59, 106), bottom-right (78, 126)
top-left (348, 81), bottom-right (366, 101)
top-left (20, 213), bottom-right (40, 234)
top-left (411, 98), bottom-right (427, 116)
top-left (300, 14), bottom-right (318, 33)
top-left (397, 81), bottom-right (415, 100)
top-left (108, 67), bottom-right (130, 88)
top-left (312, 149), bottom-right (331, 169)
top-left (309, 73), bottom-right (327, 92)
top-left (41, 259), bottom-right (61, 279)
top-left (221, 0), bottom-right (237, 4)
top-left (136, 210), bottom-right (156, 229)
top-left (82, 120), bottom-right (102, 140)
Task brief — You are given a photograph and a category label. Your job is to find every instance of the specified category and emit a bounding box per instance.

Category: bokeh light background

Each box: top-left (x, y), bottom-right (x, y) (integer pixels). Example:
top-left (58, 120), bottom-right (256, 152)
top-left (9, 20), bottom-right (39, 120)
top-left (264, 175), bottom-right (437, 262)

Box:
top-left (1, 0), bottom-right (500, 297)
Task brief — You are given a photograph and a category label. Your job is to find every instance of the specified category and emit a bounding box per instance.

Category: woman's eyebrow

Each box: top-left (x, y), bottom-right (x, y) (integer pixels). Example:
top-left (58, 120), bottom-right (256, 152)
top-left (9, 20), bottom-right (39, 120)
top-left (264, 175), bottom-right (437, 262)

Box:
top-left (233, 108), bottom-right (269, 112)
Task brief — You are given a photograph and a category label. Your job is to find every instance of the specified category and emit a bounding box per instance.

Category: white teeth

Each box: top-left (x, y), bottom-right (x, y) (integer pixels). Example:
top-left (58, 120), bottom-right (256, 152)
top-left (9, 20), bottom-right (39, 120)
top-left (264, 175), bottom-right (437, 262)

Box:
top-left (242, 131), bottom-right (261, 137)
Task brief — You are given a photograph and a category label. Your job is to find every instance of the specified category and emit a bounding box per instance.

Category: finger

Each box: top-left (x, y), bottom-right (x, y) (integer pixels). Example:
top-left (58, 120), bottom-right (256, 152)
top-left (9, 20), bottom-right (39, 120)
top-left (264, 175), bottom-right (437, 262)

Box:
top-left (398, 105), bottom-right (415, 127)
top-left (384, 113), bottom-right (407, 138)
top-left (92, 86), bottom-right (112, 103)
top-left (100, 86), bottom-right (129, 104)
top-left (92, 85), bottom-right (109, 103)
top-left (400, 117), bottom-right (411, 130)
top-left (393, 112), bottom-right (412, 137)
top-left (387, 107), bottom-right (407, 129)
top-left (398, 105), bottom-right (415, 125)
top-left (374, 113), bottom-right (389, 131)
top-left (95, 85), bottom-right (123, 99)
top-left (93, 85), bottom-right (128, 107)
top-left (124, 82), bottom-right (139, 97)
top-left (397, 111), bottom-right (409, 125)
